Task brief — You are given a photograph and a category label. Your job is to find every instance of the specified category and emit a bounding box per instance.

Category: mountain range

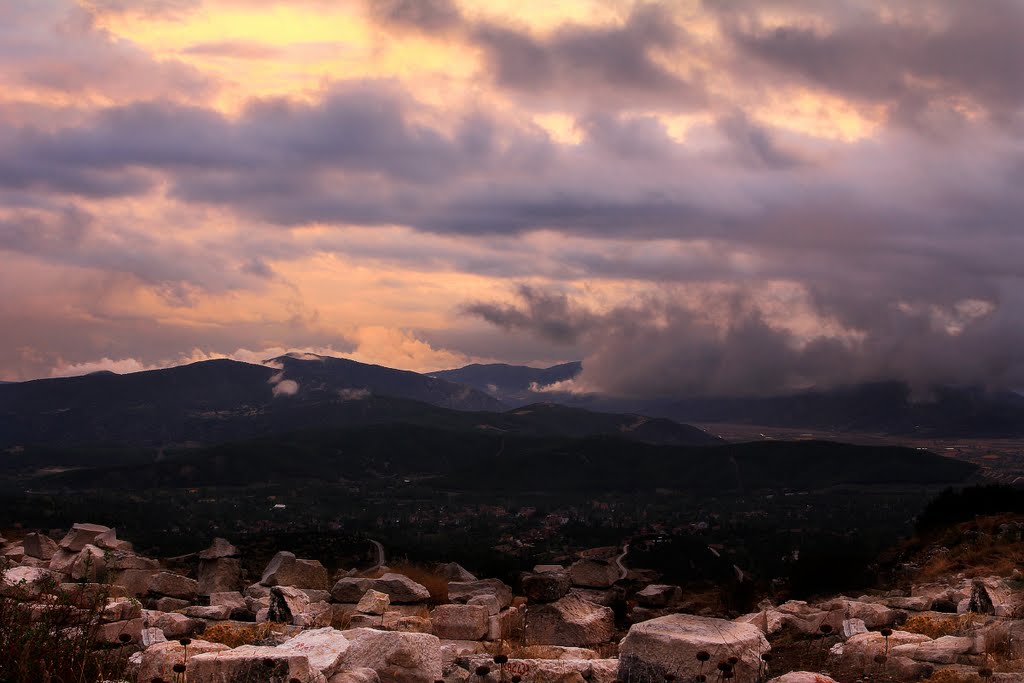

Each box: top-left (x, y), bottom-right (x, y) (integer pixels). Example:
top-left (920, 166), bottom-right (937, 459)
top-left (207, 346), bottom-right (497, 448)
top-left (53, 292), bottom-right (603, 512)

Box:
top-left (0, 354), bottom-right (716, 449)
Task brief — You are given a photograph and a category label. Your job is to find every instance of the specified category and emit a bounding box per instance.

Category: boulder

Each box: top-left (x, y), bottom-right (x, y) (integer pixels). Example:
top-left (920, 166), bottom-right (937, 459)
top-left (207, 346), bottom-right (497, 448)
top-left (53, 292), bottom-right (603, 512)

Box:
top-left (358, 589), bottom-right (392, 615)
top-left (330, 667), bottom-right (382, 683)
top-left (635, 585), bottom-right (681, 609)
top-left (199, 537), bottom-right (240, 560)
top-left (154, 596), bottom-right (191, 612)
top-left (58, 523), bottom-right (111, 552)
top-left (97, 617), bottom-right (145, 645)
top-left (188, 645), bottom-right (316, 681)
top-left (815, 598), bottom-right (900, 629)
top-left (437, 562), bottom-right (477, 582)
top-left (210, 591), bottom-right (248, 612)
top-left (842, 618), bottom-right (868, 639)
top-left (141, 627), bottom-right (167, 647)
top-left (489, 606), bottom-right (525, 642)
top-left (334, 574), bottom-right (430, 604)
top-left (589, 659), bottom-right (620, 683)
top-left (448, 579), bottom-right (513, 610)
top-left (101, 597), bottom-right (142, 622)
top-left (70, 544), bottom-right (107, 582)
top-left (829, 630), bottom-right (931, 666)
top-left (48, 548), bottom-right (78, 575)
top-left (112, 568), bottom-right (160, 597)
top-left (432, 604), bottom-right (490, 640)
top-left (568, 588), bottom-right (621, 608)
top-left (890, 635), bottom-right (976, 664)
top-left (260, 551), bottom-right (329, 590)
top-left (467, 594), bottom-right (500, 616)
top-left (521, 571), bottom-right (571, 603)
top-left (136, 638), bottom-right (229, 683)
top-left (768, 674), bottom-right (839, 683)
top-left (199, 557), bottom-right (242, 595)
top-left (567, 559), bottom-right (618, 589)
top-left (94, 527), bottom-right (127, 550)
top-left (183, 604), bottom-right (232, 620)
top-left (459, 656), bottom-right (597, 683)
top-left (510, 645), bottom-right (601, 660)
top-left (733, 610), bottom-right (786, 636)
top-left (525, 594), bottom-right (615, 647)
top-left (341, 627), bottom-right (443, 683)
top-left (279, 627), bottom-right (351, 678)
top-left (0, 566), bottom-right (55, 598)
top-left (269, 585), bottom-right (311, 623)
top-left (618, 614), bottom-right (770, 683)
top-left (23, 532), bottom-right (58, 560)
top-left (149, 571), bottom-right (199, 601)
top-left (145, 610), bottom-right (204, 639)
top-left (969, 577), bottom-right (1023, 617)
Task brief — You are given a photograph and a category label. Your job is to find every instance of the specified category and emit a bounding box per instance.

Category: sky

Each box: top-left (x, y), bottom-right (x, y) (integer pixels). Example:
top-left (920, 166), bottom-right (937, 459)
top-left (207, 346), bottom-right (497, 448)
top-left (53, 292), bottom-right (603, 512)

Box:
top-left (2, 0), bottom-right (1023, 397)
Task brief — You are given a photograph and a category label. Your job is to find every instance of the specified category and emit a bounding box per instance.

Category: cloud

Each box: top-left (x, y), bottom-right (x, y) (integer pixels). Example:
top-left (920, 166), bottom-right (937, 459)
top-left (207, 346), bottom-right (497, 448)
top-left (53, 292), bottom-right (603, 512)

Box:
top-left (271, 378), bottom-right (300, 396)
top-left (466, 285), bottom-right (1024, 397)
top-left (712, 0), bottom-right (1024, 128)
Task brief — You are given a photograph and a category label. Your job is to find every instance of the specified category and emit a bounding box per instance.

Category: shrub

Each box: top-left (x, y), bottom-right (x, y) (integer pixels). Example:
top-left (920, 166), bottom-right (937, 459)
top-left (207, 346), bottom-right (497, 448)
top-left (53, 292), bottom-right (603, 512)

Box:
top-left (0, 573), bottom-right (131, 683)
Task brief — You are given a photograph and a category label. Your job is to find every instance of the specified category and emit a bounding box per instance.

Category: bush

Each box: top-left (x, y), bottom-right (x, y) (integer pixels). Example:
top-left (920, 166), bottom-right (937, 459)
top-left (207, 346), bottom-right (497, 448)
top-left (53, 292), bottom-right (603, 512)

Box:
top-left (0, 571), bottom-right (132, 683)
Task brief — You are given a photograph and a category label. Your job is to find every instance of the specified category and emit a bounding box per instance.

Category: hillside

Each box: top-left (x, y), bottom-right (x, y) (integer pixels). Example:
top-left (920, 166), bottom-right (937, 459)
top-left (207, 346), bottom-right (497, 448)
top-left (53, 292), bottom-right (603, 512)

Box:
top-left (430, 361), bottom-right (582, 403)
top-left (28, 429), bottom-right (977, 493)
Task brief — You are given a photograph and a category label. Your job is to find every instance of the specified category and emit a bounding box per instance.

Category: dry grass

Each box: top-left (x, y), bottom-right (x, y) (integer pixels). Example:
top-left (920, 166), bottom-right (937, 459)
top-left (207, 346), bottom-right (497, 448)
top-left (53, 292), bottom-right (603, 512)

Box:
top-left (913, 515), bottom-right (1024, 583)
top-left (201, 621), bottom-right (291, 648)
top-left (902, 614), bottom-right (981, 639)
top-left (925, 670), bottom-right (981, 683)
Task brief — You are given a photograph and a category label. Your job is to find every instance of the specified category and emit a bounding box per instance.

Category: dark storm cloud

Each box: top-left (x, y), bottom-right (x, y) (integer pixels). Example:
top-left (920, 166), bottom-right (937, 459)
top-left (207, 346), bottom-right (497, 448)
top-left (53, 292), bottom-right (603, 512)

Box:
top-left (465, 286), bottom-right (1024, 397)
top-left (472, 5), bottom-right (706, 110)
top-left (711, 0), bottom-right (1024, 126)
top-left (462, 285), bottom-right (597, 345)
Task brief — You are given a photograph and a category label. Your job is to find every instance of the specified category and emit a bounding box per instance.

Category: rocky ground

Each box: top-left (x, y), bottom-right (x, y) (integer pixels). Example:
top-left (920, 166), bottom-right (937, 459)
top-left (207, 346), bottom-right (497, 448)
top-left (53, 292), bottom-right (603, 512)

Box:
top-left (2, 523), bottom-right (1022, 683)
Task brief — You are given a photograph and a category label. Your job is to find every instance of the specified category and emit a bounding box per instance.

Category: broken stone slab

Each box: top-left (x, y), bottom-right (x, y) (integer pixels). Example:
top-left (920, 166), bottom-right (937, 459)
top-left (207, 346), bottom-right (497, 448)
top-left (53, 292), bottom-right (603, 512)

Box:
top-left (70, 544), bottom-right (107, 582)
top-left (842, 618), bottom-right (868, 639)
top-left (141, 627), bottom-right (166, 647)
top-left (340, 627), bottom-right (443, 683)
top-left (488, 606), bottom-right (524, 642)
top-left (329, 667), bottom-right (382, 683)
top-left (357, 589), bottom-right (392, 615)
top-left (97, 617), bottom-right (145, 645)
top-left (144, 610), bottom-right (204, 639)
top-left (525, 594), bottom-right (615, 647)
top-left (567, 559), bottom-right (619, 589)
top-left (279, 627), bottom-right (351, 678)
top-left (199, 557), bottom-right (242, 595)
top-left (635, 584), bottom-right (682, 609)
top-left (436, 562), bottom-right (477, 582)
top-left (188, 645), bottom-right (316, 681)
top-left (509, 645), bottom-right (601, 660)
top-left (890, 635), bottom-right (976, 664)
top-left (618, 614), bottom-right (770, 683)
top-left (136, 638), bottom-right (229, 682)
top-left (828, 630), bottom-right (931, 666)
top-left (447, 579), bottom-right (513, 609)
top-left (23, 532), bottom-right (58, 560)
top-left (333, 573), bottom-right (431, 604)
top-left (521, 571), bottom-right (571, 603)
top-left (210, 591), bottom-right (247, 612)
top-left (432, 604), bottom-right (490, 641)
top-left (467, 594), bottom-right (500, 616)
top-left (199, 537), bottom-right (240, 560)
top-left (182, 604), bottom-right (232, 620)
top-left (260, 550), bottom-right (329, 590)
top-left (154, 596), bottom-right (191, 612)
top-left (149, 571), bottom-right (199, 601)
top-left (59, 523), bottom-right (112, 552)
top-left (768, 674), bottom-right (839, 683)
top-left (0, 566), bottom-right (56, 598)
top-left (101, 597), bottom-right (142, 623)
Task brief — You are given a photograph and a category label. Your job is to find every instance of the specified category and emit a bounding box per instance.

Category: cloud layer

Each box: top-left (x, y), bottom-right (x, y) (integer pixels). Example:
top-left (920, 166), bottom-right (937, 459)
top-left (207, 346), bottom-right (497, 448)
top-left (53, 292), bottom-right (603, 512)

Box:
top-left (0, 0), bottom-right (1022, 396)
